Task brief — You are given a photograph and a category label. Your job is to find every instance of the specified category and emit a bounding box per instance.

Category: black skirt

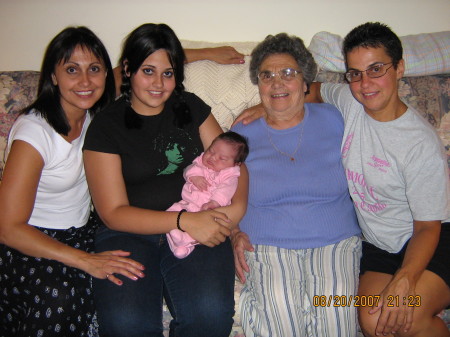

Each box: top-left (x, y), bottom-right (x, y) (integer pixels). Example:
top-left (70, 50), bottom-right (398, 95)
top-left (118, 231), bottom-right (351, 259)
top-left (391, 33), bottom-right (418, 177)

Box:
top-left (0, 215), bottom-right (99, 337)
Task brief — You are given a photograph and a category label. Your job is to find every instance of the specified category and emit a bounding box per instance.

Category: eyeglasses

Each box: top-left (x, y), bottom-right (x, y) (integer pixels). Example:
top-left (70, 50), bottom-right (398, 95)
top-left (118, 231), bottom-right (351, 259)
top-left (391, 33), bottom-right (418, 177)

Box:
top-left (344, 63), bottom-right (394, 83)
top-left (257, 68), bottom-right (302, 84)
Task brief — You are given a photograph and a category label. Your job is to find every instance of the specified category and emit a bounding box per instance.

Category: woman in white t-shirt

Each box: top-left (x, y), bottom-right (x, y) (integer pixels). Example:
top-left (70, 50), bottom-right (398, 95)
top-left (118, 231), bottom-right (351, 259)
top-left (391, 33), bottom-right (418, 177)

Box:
top-left (0, 27), bottom-right (145, 336)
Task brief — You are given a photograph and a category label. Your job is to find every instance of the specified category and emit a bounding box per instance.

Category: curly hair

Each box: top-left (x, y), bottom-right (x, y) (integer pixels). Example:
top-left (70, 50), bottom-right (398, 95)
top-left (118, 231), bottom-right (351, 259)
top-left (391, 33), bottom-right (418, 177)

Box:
top-left (249, 33), bottom-right (317, 87)
top-left (343, 22), bottom-right (403, 69)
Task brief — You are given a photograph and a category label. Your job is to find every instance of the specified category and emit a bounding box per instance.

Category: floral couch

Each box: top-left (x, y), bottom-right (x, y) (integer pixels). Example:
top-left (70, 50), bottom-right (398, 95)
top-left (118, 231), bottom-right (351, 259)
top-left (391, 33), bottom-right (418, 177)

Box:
top-left (1, 35), bottom-right (449, 336)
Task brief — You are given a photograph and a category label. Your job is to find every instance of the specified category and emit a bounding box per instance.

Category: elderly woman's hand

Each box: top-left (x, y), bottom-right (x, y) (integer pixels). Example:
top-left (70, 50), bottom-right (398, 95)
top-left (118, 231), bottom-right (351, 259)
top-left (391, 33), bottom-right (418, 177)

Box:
top-left (231, 229), bottom-right (254, 283)
top-left (232, 103), bottom-right (265, 127)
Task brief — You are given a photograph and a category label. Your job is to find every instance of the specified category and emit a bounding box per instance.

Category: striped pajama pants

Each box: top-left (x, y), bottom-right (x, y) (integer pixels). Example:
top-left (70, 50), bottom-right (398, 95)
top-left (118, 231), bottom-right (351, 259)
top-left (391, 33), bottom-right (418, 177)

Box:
top-left (239, 235), bottom-right (362, 337)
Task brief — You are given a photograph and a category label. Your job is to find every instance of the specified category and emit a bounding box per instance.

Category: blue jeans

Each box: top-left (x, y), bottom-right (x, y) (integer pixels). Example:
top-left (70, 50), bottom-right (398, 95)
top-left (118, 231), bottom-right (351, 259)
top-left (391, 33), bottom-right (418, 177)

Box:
top-left (93, 225), bottom-right (235, 337)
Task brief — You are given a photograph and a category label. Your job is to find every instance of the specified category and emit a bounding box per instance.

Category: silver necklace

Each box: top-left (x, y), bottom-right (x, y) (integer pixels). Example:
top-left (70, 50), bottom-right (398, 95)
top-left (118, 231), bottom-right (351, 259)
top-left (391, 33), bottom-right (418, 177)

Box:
top-left (266, 119), bottom-right (305, 162)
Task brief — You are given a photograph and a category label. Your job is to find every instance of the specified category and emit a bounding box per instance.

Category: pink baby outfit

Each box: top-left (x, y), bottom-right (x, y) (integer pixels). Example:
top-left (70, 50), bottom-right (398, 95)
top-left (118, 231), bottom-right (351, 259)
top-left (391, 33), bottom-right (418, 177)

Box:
top-left (167, 153), bottom-right (240, 258)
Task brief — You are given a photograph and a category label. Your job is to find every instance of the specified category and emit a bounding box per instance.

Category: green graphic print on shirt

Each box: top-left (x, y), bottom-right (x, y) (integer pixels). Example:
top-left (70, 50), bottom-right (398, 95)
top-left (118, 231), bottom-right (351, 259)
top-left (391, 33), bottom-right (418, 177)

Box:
top-left (156, 130), bottom-right (199, 176)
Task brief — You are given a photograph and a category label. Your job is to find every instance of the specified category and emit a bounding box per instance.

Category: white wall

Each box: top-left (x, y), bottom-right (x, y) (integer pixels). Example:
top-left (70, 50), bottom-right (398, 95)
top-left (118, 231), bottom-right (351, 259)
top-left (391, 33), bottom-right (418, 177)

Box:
top-left (1, 0), bottom-right (449, 71)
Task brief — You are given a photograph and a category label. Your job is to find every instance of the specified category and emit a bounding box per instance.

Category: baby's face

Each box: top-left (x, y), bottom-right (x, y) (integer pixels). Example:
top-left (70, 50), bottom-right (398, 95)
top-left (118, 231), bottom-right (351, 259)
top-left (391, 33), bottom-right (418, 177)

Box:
top-left (202, 139), bottom-right (238, 172)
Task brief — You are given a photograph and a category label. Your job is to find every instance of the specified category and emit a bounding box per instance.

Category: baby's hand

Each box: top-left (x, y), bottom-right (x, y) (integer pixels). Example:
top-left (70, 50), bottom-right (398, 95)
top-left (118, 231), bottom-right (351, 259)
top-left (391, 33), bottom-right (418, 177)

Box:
top-left (201, 200), bottom-right (221, 211)
top-left (190, 176), bottom-right (209, 191)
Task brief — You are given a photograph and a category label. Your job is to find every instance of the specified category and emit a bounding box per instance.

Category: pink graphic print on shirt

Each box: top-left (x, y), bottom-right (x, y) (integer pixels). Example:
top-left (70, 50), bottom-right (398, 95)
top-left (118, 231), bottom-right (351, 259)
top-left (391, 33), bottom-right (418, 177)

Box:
top-left (342, 133), bottom-right (387, 213)
top-left (367, 155), bottom-right (391, 173)
top-left (346, 169), bottom-right (387, 213)
top-left (341, 134), bottom-right (353, 159)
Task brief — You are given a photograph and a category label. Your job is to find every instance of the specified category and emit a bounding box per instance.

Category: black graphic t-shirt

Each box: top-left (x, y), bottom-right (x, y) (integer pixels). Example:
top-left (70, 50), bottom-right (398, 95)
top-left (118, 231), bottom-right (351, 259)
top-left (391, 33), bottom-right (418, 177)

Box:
top-left (83, 92), bottom-right (210, 211)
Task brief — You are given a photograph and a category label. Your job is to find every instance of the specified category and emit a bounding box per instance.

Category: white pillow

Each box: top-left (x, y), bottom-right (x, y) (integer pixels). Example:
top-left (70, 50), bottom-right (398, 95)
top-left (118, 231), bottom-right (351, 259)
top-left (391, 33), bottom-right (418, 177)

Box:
top-left (184, 57), bottom-right (260, 130)
top-left (307, 31), bottom-right (345, 73)
top-left (181, 40), bottom-right (260, 129)
top-left (402, 32), bottom-right (450, 76)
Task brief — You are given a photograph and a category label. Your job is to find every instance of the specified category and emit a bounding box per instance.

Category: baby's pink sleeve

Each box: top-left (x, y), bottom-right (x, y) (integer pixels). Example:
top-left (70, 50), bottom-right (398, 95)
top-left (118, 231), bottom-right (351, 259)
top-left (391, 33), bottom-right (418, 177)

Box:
top-left (210, 167), bottom-right (241, 206)
top-left (183, 154), bottom-right (205, 182)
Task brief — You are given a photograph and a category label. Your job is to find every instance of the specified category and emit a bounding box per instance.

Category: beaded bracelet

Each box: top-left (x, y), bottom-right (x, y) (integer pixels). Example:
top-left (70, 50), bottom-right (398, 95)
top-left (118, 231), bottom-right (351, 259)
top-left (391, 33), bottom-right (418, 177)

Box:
top-left (177, 209), bottom-right (187, 232)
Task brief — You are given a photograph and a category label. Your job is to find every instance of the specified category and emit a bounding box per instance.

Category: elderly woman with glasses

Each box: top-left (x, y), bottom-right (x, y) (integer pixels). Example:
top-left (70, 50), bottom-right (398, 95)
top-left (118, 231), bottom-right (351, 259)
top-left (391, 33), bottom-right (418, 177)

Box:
top-left (231, 33), bottom-right (362, 337)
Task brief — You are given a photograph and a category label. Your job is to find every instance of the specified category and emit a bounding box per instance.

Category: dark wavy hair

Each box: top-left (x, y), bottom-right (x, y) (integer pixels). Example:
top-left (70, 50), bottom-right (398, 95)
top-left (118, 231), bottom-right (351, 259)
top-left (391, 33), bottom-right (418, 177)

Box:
top-left (249, 33), bottom-right (317, 89)
top-left (119, 23), bottom-right (191, 129)
top-left (24, 26), bottom-right (115, 135)
top-left (343, 22), bottom-right (403, 69)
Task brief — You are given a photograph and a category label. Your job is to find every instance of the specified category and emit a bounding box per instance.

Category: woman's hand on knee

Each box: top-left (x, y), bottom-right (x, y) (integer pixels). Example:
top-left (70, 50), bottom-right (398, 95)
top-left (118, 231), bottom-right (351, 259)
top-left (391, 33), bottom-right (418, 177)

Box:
top-left (371, 277), bottom-right (415, 335)
top-left (80, 250), bottom-right (145, 286)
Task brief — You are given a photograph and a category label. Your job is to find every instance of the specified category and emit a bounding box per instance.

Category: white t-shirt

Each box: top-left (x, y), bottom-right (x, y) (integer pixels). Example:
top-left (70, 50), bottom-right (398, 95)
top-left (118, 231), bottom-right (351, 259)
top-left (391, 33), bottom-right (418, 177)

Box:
top-left (321, 84), bottom-right (450, 253)
top-left (6, 111), bottom-right (92, 229)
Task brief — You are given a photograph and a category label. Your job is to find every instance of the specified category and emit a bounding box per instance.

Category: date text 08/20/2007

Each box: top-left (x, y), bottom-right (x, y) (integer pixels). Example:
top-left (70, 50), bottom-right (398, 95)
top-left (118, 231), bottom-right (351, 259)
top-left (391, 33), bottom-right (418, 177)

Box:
top-left (313, 295), bottom-right (421, 307)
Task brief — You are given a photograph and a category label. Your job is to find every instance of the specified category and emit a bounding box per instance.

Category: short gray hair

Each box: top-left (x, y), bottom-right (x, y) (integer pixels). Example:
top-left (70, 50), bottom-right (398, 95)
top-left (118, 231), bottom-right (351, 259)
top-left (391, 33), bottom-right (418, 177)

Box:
top-left (249, 33), bottom-right (317, 86)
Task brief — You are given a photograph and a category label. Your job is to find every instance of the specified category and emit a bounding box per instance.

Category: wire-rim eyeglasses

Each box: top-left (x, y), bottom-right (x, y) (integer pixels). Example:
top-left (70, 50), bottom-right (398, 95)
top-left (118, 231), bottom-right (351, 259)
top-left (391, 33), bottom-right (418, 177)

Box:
top-left (345, 62), bottom-right (394, 83)
top-left (257, 68), bottom-right (302, 84)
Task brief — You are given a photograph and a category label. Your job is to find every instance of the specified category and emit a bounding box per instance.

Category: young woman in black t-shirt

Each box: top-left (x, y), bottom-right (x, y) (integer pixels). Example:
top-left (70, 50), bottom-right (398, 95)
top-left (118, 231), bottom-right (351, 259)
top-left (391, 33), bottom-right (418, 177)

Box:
top-left (83, 23), bottom-right (248, 337)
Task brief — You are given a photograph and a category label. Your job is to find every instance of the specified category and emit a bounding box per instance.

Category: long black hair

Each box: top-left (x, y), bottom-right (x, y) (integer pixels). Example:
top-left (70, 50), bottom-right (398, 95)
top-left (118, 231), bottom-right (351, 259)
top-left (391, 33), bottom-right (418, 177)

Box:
top-left (119, 23), bottom-right (191, 128)
top-left (24, 26), bottom-right (115, 135)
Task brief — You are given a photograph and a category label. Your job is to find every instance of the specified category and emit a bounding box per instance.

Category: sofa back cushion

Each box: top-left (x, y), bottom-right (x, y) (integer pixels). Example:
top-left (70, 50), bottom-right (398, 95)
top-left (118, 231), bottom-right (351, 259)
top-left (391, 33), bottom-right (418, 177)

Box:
top-left (184, 56), bottom-right (260, 129)
top-left (0, 71), bottom-right (40, 177)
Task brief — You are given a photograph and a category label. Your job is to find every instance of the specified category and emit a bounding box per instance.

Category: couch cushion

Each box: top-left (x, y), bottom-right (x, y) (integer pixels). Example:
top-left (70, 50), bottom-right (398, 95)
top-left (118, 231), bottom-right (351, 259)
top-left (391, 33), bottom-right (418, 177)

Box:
top-left (181, 40), bottom-right (261, 130)
top-left (0, 71), bottom-right (40, 176)
top-left (184, 57), bottom-right (260, 130)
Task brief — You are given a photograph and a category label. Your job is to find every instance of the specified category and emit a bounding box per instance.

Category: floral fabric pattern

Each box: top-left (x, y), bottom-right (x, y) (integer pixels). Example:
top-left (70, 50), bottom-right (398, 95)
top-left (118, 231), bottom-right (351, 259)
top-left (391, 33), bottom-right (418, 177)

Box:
top-left (0, 71), bottom-right (39, 177)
